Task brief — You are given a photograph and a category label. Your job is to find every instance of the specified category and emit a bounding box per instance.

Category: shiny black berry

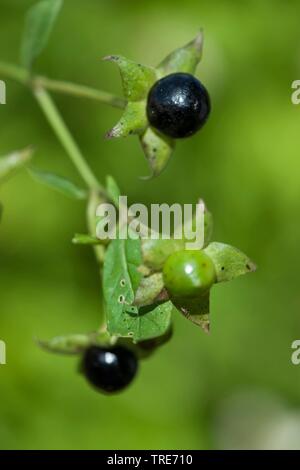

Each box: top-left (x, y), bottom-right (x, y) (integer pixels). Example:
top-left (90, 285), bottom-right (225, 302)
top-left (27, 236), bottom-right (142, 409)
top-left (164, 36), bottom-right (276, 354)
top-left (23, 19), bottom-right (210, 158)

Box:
top-left (147, 72), bottom-right (210, 139)
top-left (82, 345), bottom-right (138, 393)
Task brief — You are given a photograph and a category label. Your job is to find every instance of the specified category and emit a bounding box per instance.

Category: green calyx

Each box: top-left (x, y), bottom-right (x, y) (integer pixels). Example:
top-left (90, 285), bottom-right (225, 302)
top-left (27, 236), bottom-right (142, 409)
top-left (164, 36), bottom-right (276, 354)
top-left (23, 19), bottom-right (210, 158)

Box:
top-left (104, 32), bottom-right (204, 178)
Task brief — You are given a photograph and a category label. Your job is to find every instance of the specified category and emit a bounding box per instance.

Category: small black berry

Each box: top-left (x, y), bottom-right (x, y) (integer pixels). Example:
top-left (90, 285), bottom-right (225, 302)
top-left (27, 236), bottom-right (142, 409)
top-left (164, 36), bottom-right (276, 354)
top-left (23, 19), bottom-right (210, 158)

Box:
top-left (147, 73), bottom-right (210, 138)
top-left (82, 345), bottom-right (138, 393)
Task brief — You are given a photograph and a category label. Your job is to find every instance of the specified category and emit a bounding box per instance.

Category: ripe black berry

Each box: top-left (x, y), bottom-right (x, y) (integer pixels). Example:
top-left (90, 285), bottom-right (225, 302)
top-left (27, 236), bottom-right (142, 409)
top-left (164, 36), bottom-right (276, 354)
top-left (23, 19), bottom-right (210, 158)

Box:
top-left (147, 73), bottom-right (210, 138)
top-left (82, 345), bottom-right (138, 393)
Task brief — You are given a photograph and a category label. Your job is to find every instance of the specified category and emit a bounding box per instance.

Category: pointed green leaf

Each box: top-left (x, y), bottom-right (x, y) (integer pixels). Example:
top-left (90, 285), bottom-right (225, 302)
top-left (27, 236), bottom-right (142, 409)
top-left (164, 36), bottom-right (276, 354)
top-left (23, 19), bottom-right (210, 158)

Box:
top-left (21, 0), bottom-right (63, 70)
top-left (204, 242), bottom-right (257, 283)
top-left (103, 235), bottom-right (143, 338)
top-left (123, 301), bottom-right (173, 342)
top-left (106, 102), bottom-right (147, 138)
top-left (140, 127), bottom-right (175, 178)
top-left (172, 293), bottom-right (210, 333)
top-left (0, 147), bottom-right (33, 183)
top-left (104, 55), bottom-right (157, 101)
top-left (157, 31), bottom-right (203, 76)
top-left (106, 175), bottom-right (121, 207)
top-left (103, 235), bottom-right (172, 341)
top-left (29, 168), bottom-right (87, 200)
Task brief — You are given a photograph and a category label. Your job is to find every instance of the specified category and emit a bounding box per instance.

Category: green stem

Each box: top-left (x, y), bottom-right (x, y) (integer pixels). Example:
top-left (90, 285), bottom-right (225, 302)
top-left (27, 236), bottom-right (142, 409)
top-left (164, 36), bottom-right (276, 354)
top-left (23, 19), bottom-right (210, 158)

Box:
top-left (0, 61), bottom-right (29, 84)
top-left (34, 86), bottom-right (101, 190)
top-left (87, 190), bottom-right (105, 265)
top-left (0, 61), bottom-right (126, 108)
top-left (35, 76), bottom-right (126, 109)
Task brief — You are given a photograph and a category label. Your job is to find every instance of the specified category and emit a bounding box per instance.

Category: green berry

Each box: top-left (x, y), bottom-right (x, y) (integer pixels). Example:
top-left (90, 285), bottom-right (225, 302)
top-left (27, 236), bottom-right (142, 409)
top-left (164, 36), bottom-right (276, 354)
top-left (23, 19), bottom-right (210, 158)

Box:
top-left (163, 250), bottom-right (216, 298)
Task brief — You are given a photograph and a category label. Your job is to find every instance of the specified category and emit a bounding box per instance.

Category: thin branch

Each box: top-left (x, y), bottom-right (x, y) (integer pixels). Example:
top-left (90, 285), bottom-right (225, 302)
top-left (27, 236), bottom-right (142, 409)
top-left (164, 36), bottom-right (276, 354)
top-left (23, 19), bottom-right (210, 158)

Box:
top-left (0, 61), bottom-right (126, 108)
top-left (34, 85), bottom-right (101, 191)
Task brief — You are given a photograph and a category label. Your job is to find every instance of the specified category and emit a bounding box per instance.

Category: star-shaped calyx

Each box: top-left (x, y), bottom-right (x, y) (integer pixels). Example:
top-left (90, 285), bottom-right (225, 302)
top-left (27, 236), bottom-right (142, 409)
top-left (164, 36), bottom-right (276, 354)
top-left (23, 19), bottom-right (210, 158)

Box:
top-left (137, 201), bottom-right (256, 333)
top-left (104, 32), bottom-right (204, 178)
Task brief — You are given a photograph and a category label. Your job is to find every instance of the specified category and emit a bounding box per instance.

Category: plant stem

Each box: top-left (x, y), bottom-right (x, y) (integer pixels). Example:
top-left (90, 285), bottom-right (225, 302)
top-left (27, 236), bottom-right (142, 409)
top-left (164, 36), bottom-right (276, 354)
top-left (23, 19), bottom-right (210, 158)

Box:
top-left (34, 85), bottom-right (101, 190)
top-left (87, 190), bottom-right (105, 265)
top-left (35, 76), bottom-right (126, 109)
top-left (0, 61), bottom-right (29, 84)
top-left (0, 61), bottom-right (126, 108)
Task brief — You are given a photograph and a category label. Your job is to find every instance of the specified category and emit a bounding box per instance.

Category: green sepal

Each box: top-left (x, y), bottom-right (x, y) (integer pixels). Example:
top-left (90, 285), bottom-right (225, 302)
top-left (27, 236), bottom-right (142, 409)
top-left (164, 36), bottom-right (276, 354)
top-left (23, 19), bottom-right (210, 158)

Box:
top-left (172, 292), bottom-right (210, 333)
top-left (37, 331), bottom-right (112, 355)
top-left (141, 238), bottom-right (185, 271)
top-left (134, 272), bottom-right (165, 307)
top-left (140, 127), bottom-right (175, 178)
top-left (204, 242), bottom-right (257, 283)
top-left (182, 199), bottom-right (213, 248)
top-left (203, 207), bottom-right (213, 247)
top-left (103, 55), bottom-right (157, 101)
top-left (106, 175), bottom-right (121, 207)
top-left (106, 101), bottom-right (147, 138)
top-left (157, 31), bottom-right (203, 76)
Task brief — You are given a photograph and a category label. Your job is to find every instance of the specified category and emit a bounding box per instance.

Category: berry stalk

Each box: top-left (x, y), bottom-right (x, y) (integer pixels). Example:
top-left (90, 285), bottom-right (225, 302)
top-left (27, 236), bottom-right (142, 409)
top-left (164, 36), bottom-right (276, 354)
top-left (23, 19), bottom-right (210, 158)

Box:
top-left (0, 61), bottom-right (126, 108)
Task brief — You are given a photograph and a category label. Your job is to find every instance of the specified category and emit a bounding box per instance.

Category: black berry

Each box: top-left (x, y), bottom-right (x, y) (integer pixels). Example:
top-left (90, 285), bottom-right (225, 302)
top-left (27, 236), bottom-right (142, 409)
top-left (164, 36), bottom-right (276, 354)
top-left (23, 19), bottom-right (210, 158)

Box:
top-left (82, 345), bottom-right (138, 393)
top-left (147, 73), bottom-right (210, 138)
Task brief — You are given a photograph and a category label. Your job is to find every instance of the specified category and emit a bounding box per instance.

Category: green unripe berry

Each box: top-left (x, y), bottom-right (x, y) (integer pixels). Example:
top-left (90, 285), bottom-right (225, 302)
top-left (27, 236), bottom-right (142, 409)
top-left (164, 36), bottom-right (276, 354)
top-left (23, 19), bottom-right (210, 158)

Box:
top-left (163, 250), bottom-right (216, 299)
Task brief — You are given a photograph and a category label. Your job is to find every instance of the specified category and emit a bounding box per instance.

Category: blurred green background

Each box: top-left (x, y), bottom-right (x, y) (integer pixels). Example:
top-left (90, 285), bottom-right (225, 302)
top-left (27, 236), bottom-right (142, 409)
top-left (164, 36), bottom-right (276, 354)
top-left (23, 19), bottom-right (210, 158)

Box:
top-left (1, 0), bottom-right (300, 450)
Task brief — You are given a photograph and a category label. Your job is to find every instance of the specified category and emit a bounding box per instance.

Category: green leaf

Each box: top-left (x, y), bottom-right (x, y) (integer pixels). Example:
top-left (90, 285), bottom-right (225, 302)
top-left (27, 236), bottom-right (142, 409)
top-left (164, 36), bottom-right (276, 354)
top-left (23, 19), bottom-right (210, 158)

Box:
top-left (104, 55), bottom-right (157, 101)
top-left (172, 293), bottom-right (210, 333)
top-left (29, 168), bottom-right (87, 200)
top-left (72, 233), bottom-right (106, 246)
top-left (204, 242), bottom-right (257, 283)
top-left (124, 301), bottom-right (173, 342)
top-left (106, 175), bottom-right (121, 207)
top-left (140, 127), bottom-right (175, 178)
top-left (21, 0), bottom-right (63, 70)
top-left (103, 235), bottom-right (143, 338)
top-left (103, 235), bottom-right (172, 341)
top-left (106, 101), bottom-right (147, 138)
top-left (157, 31), bottom-right (203, 76)
top-left (0, 147), bottom-right (33, 183)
